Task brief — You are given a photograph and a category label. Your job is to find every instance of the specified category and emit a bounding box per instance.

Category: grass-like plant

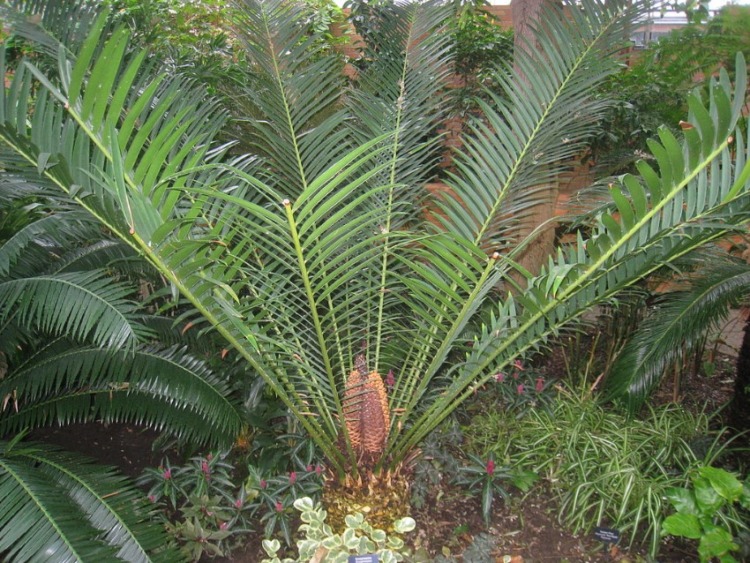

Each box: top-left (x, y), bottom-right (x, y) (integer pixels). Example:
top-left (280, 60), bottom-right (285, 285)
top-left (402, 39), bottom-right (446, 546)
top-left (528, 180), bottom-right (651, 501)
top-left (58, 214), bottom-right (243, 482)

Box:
top-left (467, 385), bottom-right (736, 555)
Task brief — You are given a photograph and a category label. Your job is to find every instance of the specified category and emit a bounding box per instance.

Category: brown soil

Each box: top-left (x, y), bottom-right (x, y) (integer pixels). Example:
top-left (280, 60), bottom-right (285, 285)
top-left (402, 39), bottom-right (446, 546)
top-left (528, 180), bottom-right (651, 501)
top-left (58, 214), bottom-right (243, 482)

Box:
top-left (29, 423), bottom-right (173, 479)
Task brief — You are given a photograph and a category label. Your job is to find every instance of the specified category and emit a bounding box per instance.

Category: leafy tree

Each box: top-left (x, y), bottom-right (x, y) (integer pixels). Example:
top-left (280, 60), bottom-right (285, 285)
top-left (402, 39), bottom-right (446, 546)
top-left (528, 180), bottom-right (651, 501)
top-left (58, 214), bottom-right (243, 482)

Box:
top-left (1, 0), bottom-right (750, 556)
top-left (591, 5), bottom-right (750, 176)
top-left (449, 0), bottom-right (514, 115)
top-left (106, 0), bottom-right (237, 84)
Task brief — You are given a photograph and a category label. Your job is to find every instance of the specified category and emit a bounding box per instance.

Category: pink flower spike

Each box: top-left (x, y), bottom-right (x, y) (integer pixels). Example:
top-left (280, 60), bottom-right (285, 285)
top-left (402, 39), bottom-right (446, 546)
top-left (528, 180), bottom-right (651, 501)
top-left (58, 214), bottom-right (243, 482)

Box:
top-left (486, 459), bottom-right (495, 476)
top-left (289, 471), bottom-right (297, 485)
top-left (517, 383), bottom-right (524, 394)
top-left (385, 369), bottom-right (395, 388)
top-left (494, 372), bottom-right (505, 383)
top-left (306, 464), bottom-right (313, 472)
top-left (148, 494), bottom-right (156, 503)
top-left (260, 479), bottom-right (267, 489)
top-left (162, 468), bottom-right (171, 480)
top-left (234, 499), bottom-right (243, 509)
top-left (315, 465), bottom-right (323, 475)
top-left (535, 377), bottom-right (544, 393)
top-left (275, 501), bottom-right (283, 512)
top-left (514, 360), bottom-right (524, 371)
top-left (219, 521), bottom-right (228, 530)
top-left (201, 460), bottom-right (210, 475)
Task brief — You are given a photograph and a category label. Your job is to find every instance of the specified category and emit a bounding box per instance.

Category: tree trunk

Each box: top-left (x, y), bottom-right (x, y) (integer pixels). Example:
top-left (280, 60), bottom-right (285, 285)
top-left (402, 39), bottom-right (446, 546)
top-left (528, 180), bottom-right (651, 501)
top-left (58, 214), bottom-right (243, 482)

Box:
top-left (512, 0), bottom-right (547, 60)
top-left (511, 0), bottom-right (559, 278)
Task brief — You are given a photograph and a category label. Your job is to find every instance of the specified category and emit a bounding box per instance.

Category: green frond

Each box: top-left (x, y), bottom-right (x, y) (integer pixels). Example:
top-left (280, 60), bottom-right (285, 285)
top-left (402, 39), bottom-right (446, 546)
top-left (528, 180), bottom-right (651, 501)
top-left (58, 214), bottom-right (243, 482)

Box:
top-left (0, 270), bottom-right (149, 349)
top-left (231, 0), bottom-right (351, 194)
top-left (1, 0), bottom-right (103, 59)
top-left (605, 256), bottom-right (750, 411)
top-left (52, 240), bottom-right (148, 276)
top-left (346, 0), bottom-right (454, 198)
top-left (0, 457), bottom-right (117, 562)
top-left (438, 0), bottom-right (646, 250)
top-left (0, 345), bottom-right (244, 447)
top-left (0, 173), bottom-right (50, 205)
top-left (135, 313), bottom-right (225, 355)
top-left (0, 440), bottom-right (181, 562)
top-left (385, 234), bottom-right (503, 422)
top-left (0, 15), bottom-right (229, 243)
top-left (166, 138), bottom-right (407, 470)
top-left (0, 210), bottom-right (102, 278)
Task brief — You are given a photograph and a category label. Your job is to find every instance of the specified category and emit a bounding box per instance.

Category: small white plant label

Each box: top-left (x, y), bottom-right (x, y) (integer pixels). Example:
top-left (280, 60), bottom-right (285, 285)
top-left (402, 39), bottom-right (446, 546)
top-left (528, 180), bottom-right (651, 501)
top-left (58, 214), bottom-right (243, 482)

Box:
top-left (348, 555), bottom-right (379, 563)
top-left (593, 526), bottom-right (620, 544)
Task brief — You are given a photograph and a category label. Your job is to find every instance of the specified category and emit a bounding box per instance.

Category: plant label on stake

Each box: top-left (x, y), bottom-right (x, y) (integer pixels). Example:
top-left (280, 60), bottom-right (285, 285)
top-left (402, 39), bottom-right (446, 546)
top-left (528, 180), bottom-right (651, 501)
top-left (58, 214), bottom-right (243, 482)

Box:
top-left (593, 526), bottom-right (620, 544)
top-left (348, 555), bottom-right (379, 563)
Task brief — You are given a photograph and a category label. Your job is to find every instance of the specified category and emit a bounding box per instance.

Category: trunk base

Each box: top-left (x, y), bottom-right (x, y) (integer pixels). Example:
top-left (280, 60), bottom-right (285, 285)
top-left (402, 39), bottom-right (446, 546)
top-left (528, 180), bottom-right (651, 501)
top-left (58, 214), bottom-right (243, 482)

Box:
top-left (322, 467), bottom-right (411, 533)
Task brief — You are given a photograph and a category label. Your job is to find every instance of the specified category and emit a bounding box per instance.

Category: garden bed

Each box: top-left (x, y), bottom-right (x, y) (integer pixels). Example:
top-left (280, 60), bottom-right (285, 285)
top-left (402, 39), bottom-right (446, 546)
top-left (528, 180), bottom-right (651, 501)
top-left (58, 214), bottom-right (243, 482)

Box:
top-left (32, 345), bottom-right (742, 562)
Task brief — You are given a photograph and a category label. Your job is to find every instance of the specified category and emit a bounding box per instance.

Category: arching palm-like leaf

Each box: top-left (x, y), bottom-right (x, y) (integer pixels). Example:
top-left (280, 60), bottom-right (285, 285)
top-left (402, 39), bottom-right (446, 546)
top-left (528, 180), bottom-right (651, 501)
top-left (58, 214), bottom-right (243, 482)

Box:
top-left (0, 170), bottom-right (245, 451)
top-left (0, 344), bottom-right (243, 445)
top-left (439, 0), bottom-right (641, 251)
top-left (346, 0), bottom-right (453, 196)
top-left (0, 440), bottom-right (181, 562)
top-left (0, 209), bottom-right (101, 278)
top-left (0, 271), bottom-right (149, 350)
top-left (605, 253), bottom-right (750, 411)
top-left (231, 0), bottom-right (352, 194)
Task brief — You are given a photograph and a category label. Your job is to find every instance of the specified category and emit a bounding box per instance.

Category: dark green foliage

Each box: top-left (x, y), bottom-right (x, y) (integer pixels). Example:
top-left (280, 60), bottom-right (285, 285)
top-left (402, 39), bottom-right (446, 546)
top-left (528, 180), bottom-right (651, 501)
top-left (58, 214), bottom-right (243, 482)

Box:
top-left (605, 252), bottom-right (750, 412)
top-left (449, 0), bottom-right (513, 115)
top-left (432, 532), bottom-right (497, 563)
top-left (0, 438), bottom-right (181, 562)
top-left (409, 420), bottom-right (463, 510)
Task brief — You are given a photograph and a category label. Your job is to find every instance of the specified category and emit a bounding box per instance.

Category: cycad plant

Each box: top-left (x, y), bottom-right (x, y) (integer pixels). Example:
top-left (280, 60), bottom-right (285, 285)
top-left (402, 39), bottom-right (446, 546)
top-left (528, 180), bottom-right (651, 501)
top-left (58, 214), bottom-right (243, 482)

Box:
top-left (1, 0), bottom-right (750, 554)
top-left (0, 63), bottom-right (246, 562)
top-left (605, 248), bottom-right (750, 411)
